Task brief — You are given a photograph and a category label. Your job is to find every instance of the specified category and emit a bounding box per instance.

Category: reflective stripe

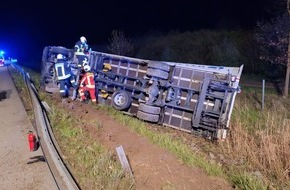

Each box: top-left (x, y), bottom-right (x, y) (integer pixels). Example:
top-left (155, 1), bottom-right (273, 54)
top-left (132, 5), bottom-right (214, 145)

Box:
top-left (86, 75), bottom-right (95, 88)
top-left (80, 76), bottom-right (86, 86)
top-left (60, 90), bottom-right (65, 93)
top-left (58, 75), bottom-right (71, 80)
top-left (75, 52), bottom-right (85, 55)
top-left (80, 73), bottom-right (95, 89)
top-left (55, 64), bottom-right (71, 80)
top-left (85, 84), bottom-right (94, 88)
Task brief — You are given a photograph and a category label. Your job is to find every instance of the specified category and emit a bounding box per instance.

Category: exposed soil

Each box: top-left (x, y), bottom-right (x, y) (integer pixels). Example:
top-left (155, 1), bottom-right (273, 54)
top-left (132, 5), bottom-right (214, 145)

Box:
top-left (50, 92), bottom-right (235, 190)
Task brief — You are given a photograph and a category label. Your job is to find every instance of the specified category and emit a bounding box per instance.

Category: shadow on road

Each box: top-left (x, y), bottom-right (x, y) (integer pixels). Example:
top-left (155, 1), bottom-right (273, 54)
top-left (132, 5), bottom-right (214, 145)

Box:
top-left (0, 89), bottom-right (12, 101)
top-left (27, 156), bottom-right (46, 164)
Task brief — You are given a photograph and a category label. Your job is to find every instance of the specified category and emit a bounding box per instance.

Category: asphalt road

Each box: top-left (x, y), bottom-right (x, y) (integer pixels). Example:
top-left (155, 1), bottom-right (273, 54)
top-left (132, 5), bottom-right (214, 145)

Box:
top-left (0, 66), bottom-right (58, 190)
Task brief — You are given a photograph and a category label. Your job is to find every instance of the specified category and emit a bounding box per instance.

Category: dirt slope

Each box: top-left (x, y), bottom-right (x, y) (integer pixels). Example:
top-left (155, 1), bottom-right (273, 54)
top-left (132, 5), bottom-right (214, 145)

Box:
top-left (52, 93), bottom-right (234, 190)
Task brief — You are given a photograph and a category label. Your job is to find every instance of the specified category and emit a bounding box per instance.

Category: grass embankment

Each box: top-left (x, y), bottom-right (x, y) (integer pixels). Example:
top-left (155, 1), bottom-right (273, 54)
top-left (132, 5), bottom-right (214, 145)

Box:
top-left (221, 90), bottom-right (290, 190)
top-left (47, 105), bottom-right (134, 189)
top-left (10, 66), bottom-right (290, 190)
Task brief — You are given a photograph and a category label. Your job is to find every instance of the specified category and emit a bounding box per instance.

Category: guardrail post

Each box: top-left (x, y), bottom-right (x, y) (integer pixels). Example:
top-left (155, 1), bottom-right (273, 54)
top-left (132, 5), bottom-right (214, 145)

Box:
top-left (262, 79), bottom-right (265, 110)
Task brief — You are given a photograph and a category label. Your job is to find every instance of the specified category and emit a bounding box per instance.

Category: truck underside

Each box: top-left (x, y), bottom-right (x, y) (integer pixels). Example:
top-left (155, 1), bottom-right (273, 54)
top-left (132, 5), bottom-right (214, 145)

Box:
top-left (41, 46), bottom-right (243, 140)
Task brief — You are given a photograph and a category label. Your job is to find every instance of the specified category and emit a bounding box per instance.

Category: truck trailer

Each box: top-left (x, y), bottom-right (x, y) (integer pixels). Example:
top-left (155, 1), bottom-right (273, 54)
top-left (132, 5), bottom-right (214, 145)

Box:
top-left (41, 46), bottom-right (243, 140)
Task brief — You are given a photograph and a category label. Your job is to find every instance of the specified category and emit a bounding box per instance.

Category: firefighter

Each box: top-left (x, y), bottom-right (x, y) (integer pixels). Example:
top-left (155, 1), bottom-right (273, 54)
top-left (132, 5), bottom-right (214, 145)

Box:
top-left (78, 65), bottom-right (97, 104)
top-left (54, 54), bottom-right (73, 98)
top-left (74, 36), bottom-right (90, 68)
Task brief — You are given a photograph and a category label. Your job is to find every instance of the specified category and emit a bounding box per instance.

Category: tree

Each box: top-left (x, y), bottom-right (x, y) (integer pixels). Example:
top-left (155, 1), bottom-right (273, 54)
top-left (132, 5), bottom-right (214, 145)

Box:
top-left (255, 0), bottom-right (290, 98)
top-left (107, 30), bottom-right (135, 56)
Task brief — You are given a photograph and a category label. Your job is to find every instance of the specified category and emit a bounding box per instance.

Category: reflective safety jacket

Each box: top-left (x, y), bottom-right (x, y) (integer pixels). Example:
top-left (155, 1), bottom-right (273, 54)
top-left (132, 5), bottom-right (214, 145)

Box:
top-left (54, 59), bottom-right (71, 80)
top-left (79, 72), bottom-right (95, 89)
top-left (74, 40), bottom-right (89, 55)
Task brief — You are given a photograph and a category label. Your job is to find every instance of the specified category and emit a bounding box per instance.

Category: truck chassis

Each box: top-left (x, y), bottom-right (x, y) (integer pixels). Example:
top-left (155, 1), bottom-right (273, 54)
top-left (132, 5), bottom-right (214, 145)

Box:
top-left (41, 46), bottom-right (243, 140)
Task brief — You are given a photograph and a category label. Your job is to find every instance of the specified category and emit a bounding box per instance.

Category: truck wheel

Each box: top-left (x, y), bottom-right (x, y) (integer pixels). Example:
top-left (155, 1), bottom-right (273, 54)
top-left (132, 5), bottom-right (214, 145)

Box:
top-left (51, 67), bottom-right (58, 85)
top-left (112, 90), bottom-right (132, 111)
top-left (50, 47), bottom-right (69, 56)
top-left (146, 68), bottom-right (169, 80)
top-left (148, 62), bottom-right (170, 72)
top-left (137, 111), bottom-right (159, 123)
top-left (42, 47), bottom-right (49, 63)
top-left (138, 103), bottom-right (160, 114)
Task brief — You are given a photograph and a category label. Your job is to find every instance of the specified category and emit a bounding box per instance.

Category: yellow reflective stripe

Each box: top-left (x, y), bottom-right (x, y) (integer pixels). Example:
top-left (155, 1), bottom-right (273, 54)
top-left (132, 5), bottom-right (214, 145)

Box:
top-left (85, 84), bottom-right (95, 88)
top-left (80, 77), bottom-right (86, 85)
top-left (55, 64), bottom-right (71, 80)
top-left (87, 75), bottom-right (93, 86)
top-left (75, 52), bottom-right (85, 55)
top-left (58, 74), bottom-right (71, 80)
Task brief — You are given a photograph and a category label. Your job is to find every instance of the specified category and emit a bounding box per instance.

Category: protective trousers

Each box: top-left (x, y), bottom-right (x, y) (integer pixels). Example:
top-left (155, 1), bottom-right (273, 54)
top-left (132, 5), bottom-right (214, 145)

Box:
top-left (78, 86), bottom-right (96, 103)
top-left (59, 78), bottom-right (71, 97)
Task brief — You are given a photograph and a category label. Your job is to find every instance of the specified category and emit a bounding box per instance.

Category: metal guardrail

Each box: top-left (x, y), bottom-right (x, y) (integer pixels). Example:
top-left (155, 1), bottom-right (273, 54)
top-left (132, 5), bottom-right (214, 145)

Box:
top-left (11, 63), bottom-right (80, 190)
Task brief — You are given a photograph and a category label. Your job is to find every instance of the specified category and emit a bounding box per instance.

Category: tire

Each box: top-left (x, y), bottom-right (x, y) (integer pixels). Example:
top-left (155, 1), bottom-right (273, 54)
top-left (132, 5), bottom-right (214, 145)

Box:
top-left (137, 110), bottom-right (159, 123)
top-left (112, 90), bottom-right (132, 111)
top-left (42, 47), bottom-right (49, 63)
top-left (146, 68), bottom-right (169, 80)
top-left (138, 103), bottom-right (160, 114)
top-left (51, 67), bottom-right (58, 85)
top-left (148, 62), bottom-right (170, 72)
top-left (50, 47), bottom-right (69, 56)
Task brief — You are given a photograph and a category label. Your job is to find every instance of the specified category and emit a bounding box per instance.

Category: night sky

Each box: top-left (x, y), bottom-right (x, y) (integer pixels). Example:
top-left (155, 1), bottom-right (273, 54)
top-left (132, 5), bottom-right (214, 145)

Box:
top-left (0, 0), bottom-right (268, 63)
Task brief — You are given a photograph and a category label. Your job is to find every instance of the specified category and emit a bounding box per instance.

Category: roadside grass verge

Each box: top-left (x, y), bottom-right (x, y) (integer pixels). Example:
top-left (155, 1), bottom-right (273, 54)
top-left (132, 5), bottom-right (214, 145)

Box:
top-left (98, 105), bottom-right (226, 177)
top-left (47, 103), bottom-right (135, 189)
top-left (220, 90), bottom-right (290, 189)
top-left (99, 106), bottom-right (270, 190)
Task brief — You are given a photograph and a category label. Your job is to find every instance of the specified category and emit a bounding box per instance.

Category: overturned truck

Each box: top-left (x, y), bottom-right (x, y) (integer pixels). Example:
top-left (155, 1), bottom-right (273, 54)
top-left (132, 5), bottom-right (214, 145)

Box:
top-left (41, 46), bottom-right (243, 140)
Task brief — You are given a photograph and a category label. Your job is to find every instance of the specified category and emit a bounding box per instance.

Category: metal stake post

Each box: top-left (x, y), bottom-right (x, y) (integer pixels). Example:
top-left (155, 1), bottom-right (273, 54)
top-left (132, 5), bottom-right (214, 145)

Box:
top-left (262, 79), bottom-right (265, 110)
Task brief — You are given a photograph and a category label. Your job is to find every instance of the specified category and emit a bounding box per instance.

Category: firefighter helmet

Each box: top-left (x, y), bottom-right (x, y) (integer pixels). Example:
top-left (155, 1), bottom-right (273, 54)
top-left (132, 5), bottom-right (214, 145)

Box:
top-left (80, 36), bottom-right (87, 43)
top-left (56, 54), bottom-right (63, 60)
top-left (84, 65), bottom-right (91, 72)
